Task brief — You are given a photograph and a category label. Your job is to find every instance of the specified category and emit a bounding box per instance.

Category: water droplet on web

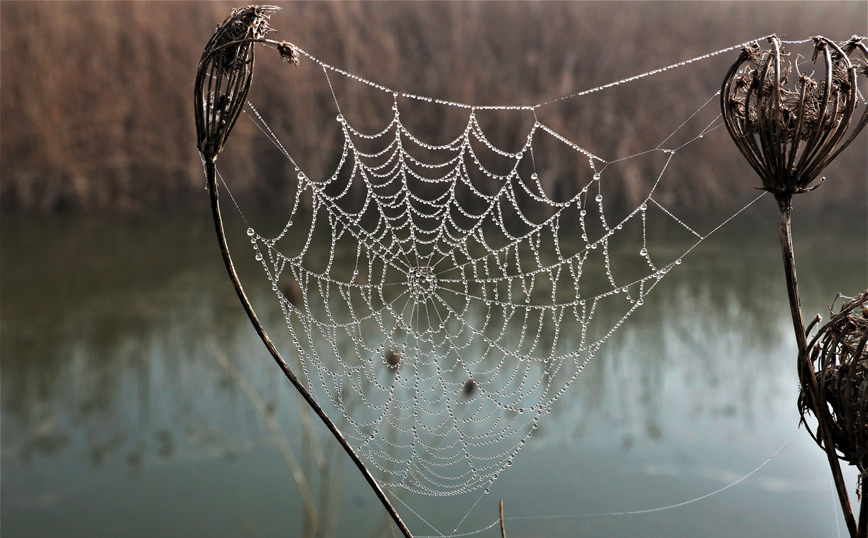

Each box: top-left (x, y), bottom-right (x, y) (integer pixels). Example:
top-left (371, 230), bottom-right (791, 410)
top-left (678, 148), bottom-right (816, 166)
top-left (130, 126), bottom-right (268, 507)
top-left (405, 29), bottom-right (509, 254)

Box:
top-left (247, 228), bottom-right (255, 236)
top-left (639, 248), bottom-right (648, 256)
top-left (255, 253), bottom-right (263, 261)
top-left (595, 194), bottom-right (603, 202)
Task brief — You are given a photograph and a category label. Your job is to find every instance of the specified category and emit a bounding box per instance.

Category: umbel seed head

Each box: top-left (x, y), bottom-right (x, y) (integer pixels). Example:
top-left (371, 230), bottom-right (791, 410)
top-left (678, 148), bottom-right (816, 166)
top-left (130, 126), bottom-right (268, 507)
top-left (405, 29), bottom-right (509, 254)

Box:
top-left (194, 5), bottom-right (280, 161)
top-left (721, 35), bottom-right (868, 200)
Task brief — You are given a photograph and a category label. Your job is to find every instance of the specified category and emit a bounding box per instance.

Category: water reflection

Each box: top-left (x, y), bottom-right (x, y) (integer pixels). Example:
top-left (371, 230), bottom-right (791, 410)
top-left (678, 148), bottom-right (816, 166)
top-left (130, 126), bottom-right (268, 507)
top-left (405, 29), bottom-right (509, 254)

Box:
top-left (1, 214), bottom-right (864, 537)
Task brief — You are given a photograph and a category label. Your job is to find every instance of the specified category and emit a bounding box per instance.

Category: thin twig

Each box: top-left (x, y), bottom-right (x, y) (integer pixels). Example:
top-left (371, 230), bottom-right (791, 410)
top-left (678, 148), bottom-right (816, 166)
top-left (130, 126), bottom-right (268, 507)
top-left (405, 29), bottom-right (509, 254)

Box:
top-left (499, 500), bottom-right (506, 538)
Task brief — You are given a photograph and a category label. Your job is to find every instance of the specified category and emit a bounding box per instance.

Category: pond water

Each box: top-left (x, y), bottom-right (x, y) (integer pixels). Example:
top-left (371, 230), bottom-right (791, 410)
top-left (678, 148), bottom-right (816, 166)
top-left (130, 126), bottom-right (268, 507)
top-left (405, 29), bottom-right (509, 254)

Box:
top-left (2, 206), bottom-right (865, 538)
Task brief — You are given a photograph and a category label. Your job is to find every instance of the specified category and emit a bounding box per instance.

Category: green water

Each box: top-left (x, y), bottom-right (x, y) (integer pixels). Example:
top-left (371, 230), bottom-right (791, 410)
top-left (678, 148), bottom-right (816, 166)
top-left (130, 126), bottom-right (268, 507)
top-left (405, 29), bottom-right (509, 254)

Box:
top-left (2, 207), bottom-right (865, 538)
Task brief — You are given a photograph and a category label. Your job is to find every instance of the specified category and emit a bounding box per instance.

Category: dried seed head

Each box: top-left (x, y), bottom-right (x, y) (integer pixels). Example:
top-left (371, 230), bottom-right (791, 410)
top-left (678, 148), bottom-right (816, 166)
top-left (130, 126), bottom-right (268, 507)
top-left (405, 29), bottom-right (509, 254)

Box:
top-left (721, 36), bottom-right (868, 199)
top-left (799, 291), bottom-right (868, 475)
top-left (194, 5), bottom-right (280, 160)
top-left (278, 41), bottom-right (300, 66)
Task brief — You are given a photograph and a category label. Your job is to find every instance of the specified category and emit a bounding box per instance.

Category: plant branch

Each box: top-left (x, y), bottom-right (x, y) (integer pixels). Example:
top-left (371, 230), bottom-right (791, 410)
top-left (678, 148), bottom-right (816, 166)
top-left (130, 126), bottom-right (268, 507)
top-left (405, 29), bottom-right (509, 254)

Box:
top-left (205, 158), bottom-right (414, 538)
top-left (777, 194), bottom-right (858, 537)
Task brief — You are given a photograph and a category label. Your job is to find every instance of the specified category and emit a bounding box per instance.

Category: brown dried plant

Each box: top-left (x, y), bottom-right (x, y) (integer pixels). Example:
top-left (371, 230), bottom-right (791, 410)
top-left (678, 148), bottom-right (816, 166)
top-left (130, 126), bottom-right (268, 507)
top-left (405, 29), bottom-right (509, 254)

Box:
top-left (722, 35), bottom-right (868, 538)
top-left (194, 7), bottom-right (412, 537)
top-left (800, 292), bottom-right (868, 478)
top-left (194, 5), bottom-right (300, 161)
top-left (721, 35), bottom-right (868, 199)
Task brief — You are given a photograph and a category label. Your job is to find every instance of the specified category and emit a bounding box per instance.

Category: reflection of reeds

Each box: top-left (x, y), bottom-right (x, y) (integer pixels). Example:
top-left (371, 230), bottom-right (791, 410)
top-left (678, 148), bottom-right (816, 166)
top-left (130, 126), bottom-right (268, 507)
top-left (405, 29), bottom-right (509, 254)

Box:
top-left (210, 340), bottom-right (319, 536)
top-left (211, 335), bottom-right (376, 538)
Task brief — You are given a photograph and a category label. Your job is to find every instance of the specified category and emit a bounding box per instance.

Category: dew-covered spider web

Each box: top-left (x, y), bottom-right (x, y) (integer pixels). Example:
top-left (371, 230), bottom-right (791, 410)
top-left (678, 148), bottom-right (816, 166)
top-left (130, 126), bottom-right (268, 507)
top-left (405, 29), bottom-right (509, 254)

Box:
top-left (210, 37), bottom-right (800, 498)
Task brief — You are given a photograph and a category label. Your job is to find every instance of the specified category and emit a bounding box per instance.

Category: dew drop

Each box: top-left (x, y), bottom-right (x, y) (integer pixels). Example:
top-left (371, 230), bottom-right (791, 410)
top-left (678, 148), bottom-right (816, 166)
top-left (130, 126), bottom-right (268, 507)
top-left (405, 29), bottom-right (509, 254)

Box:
top-left (336, 114), bottom-right (344, 123)
top-left (675, 258), bottom-right (683, 265)
top-left (639, 248), bottom-right (648, 256)
top-left (640, 203), bottom-right (648, 211)
top-left (247, 228), bottom-right (255, 237)
top-left (255, 253), bottom-right (263, 261)
top-left (595, 194), bottom-right (603, 202)
top-left (297, 172), bottom-right (305, 181)
top-left (593, 173), bottom-right (601, 180)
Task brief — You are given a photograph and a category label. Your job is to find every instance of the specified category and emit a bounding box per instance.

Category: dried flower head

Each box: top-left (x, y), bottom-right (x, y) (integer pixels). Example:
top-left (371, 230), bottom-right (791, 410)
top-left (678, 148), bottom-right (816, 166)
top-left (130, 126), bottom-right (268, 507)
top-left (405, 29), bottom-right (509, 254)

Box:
top-left (277, 41), bottom-right (300, 66)
top-left (799, 291), bottom-right (868, 475)
top-left (721, 36), bottom-right (868, 199)
top-left (194, 5), bottom-right (279, 160)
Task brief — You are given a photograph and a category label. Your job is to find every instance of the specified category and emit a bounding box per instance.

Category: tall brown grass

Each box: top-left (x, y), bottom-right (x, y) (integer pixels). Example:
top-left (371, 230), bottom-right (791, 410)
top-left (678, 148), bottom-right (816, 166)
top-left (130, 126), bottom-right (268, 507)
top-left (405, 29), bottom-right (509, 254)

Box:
top-left (1, 1), bottom-right (865, 215)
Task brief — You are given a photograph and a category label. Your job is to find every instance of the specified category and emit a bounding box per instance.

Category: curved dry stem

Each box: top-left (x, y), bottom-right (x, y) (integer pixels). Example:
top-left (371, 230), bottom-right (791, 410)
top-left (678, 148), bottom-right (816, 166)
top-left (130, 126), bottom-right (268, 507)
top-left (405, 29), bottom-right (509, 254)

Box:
top-left (777, 195), bottom-right (858, 537)
top-left (205, 158), bottom-right (414, 538)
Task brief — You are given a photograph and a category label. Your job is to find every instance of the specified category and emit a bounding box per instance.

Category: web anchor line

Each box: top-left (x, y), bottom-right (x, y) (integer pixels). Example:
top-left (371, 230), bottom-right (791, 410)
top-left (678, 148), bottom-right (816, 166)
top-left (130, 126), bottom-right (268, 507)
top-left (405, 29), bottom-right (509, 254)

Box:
top-left (410, 427), bottom-right (799, 537)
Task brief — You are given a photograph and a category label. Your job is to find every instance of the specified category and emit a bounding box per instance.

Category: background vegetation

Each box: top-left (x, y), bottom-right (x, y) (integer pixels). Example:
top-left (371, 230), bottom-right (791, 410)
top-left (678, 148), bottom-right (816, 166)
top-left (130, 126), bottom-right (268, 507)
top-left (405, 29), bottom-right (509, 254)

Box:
top-left (1, 1), bottom-right (865, 215)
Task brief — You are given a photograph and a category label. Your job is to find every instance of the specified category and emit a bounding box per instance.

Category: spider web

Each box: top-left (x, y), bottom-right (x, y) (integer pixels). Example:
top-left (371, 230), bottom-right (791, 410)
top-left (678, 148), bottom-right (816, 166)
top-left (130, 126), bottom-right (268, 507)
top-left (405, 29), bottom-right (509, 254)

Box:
top-left (215, 40), bottom-right (773, 497)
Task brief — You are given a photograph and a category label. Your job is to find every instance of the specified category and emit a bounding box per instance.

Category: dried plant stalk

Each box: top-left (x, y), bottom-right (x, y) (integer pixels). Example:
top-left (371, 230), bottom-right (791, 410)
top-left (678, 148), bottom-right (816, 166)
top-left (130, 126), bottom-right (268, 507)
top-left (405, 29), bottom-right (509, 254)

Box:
top-left (722, 35), bottom-right (868, 538)
top-left (194, 7), bottom-right (412, 537)
top-left (801, 292), bottom-right (868, 538)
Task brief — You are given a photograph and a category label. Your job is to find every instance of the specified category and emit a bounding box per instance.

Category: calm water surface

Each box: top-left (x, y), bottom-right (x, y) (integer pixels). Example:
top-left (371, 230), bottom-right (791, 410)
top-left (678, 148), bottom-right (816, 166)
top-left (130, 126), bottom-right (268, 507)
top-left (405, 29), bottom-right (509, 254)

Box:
top-left (2, 209), bottom-right (865, 538)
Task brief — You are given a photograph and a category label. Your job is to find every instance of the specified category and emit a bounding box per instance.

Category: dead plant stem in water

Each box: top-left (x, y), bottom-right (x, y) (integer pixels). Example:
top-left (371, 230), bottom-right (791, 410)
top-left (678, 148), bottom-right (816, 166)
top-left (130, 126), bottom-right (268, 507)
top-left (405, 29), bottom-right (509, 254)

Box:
top-left (777, 194), bottom-right (857, 536)
top-left (195, 7), bottom-right (413, 538)
top-left (722, 35), bottom-right (868, 537)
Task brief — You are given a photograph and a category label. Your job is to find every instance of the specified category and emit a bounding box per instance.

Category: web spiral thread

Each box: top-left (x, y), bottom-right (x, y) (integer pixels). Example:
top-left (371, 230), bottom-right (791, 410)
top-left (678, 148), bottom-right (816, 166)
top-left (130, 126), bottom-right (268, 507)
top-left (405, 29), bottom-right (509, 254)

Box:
top-left (218, 43), bottom-right (768, 497)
